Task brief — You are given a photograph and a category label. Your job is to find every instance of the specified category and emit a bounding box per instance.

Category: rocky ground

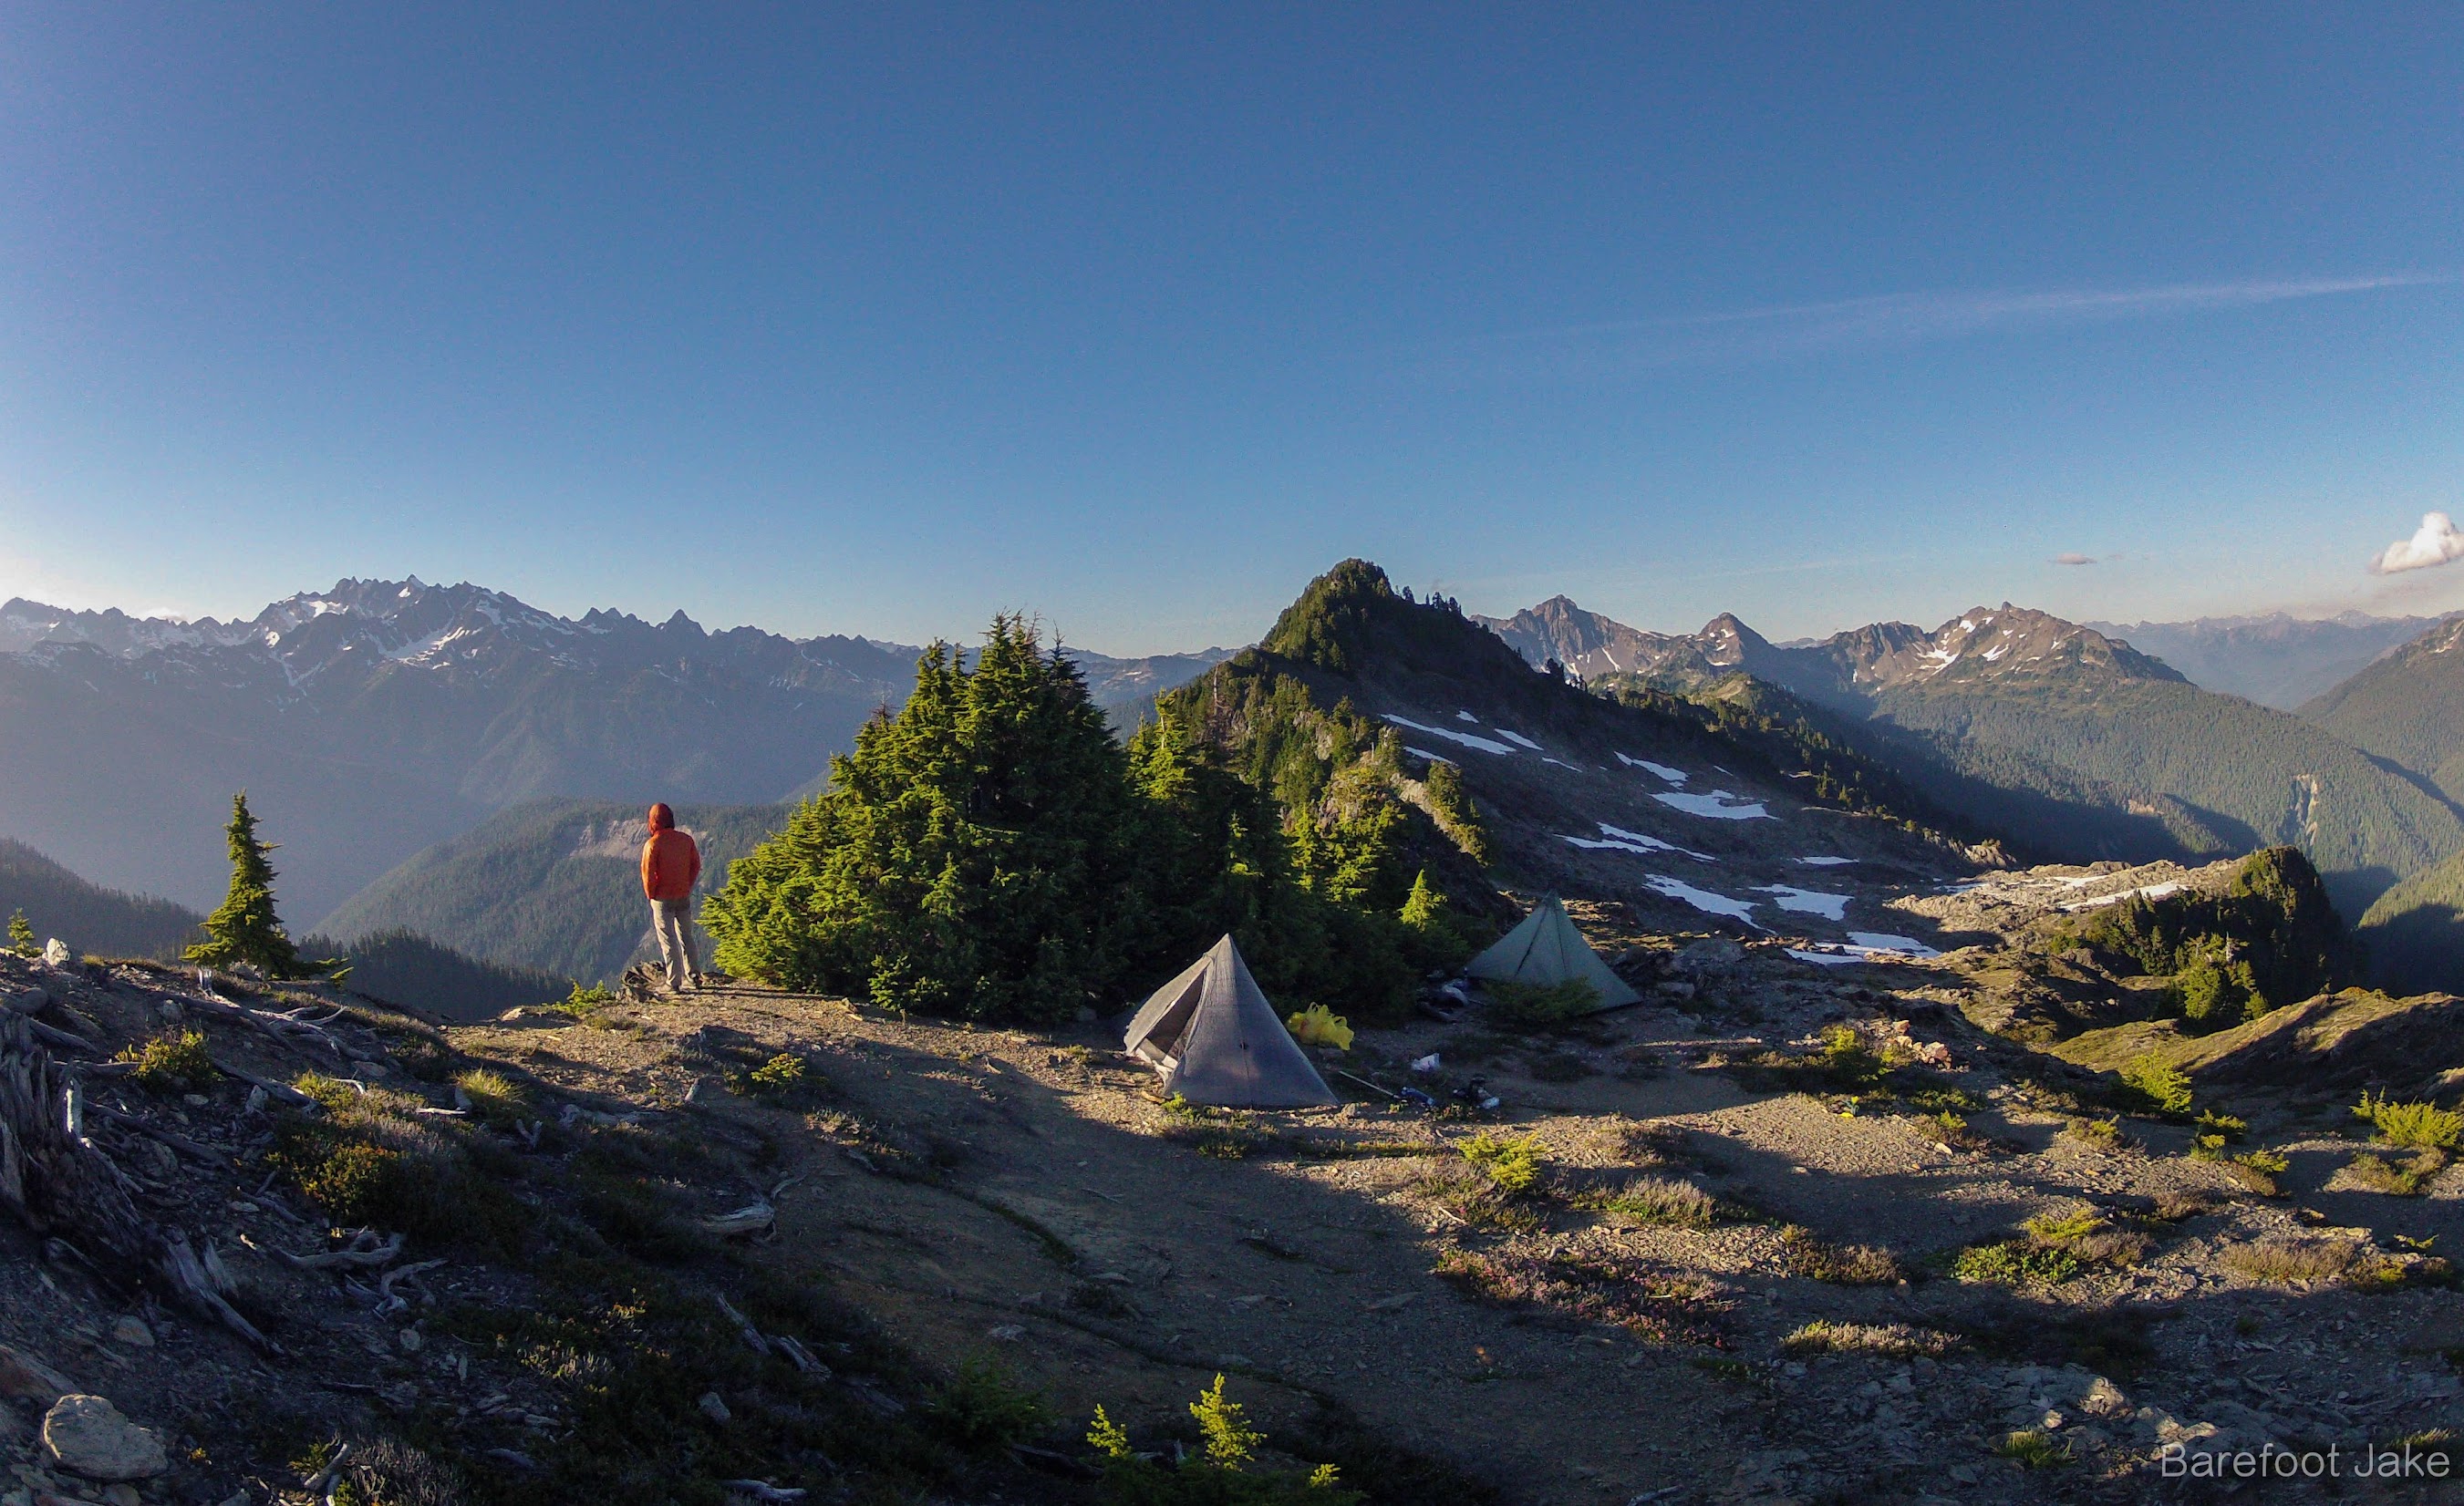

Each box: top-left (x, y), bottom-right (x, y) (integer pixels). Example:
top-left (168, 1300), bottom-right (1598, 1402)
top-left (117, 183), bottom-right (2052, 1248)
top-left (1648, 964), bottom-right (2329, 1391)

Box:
top-left (5, 878), bottom-right (2464, 1506)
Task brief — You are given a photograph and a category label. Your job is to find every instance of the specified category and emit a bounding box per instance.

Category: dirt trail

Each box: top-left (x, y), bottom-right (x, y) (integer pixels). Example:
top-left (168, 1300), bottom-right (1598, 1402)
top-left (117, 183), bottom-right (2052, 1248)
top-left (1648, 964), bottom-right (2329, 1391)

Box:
top-left (461, 972), bottom-right (2464, 1506)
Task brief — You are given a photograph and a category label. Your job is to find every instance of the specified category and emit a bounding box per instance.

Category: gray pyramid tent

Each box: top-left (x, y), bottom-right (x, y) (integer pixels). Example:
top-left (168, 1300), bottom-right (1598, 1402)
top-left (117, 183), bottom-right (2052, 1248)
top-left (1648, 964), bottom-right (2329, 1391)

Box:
top-left (1466, 894), bottom-right (1641, 1010)
top-left (1122, 935), bottom-right (1338, 1109)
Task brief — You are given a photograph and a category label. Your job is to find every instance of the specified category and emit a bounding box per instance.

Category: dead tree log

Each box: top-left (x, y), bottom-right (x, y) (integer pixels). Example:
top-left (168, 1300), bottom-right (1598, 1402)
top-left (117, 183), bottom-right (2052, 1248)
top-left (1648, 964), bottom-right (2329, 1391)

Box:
top-left (0, 1015), bottom-right (276, 1351)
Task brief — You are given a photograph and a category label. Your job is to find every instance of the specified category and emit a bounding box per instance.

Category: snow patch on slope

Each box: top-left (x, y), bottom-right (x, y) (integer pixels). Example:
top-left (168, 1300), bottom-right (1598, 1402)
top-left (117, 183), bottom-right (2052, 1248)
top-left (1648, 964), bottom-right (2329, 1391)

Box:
top-left (1383, 714), bottom-right (1517, 756)
top-left (1652, 789), bottom-right (1773, 820)
top-left (1643, 875), bottom-right (1760, 927)
top-left (1755, 886), bottom-right (1850, 921)
top-left (1615, 753), bottom-right (1689, 785)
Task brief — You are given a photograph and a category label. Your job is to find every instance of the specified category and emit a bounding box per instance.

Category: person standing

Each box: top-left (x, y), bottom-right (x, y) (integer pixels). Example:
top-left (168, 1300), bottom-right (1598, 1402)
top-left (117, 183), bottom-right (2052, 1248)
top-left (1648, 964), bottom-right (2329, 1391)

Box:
top-left (641, 802), bottom-right (703, 992)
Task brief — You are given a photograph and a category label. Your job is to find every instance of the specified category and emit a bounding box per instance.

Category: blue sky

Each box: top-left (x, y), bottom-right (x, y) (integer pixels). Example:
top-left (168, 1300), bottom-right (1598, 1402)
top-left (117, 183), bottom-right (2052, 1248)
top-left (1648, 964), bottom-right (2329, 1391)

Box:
top-left (2, 4), bottom-right (2458, 652)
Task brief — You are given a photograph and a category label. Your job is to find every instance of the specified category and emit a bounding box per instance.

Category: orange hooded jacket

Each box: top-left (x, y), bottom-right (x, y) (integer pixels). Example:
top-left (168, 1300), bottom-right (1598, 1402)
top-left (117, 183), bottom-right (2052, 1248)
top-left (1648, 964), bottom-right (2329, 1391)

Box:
top-left (641, 803), bottom-right (702, 903)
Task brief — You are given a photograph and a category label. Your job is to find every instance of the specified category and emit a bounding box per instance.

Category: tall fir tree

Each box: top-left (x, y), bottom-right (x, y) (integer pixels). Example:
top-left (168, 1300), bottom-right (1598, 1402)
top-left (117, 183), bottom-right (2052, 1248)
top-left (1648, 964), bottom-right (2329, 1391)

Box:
top-left (701, 617), bottom-right (1134, 1021)
top-left (184, 793), bottom-right (305, 978)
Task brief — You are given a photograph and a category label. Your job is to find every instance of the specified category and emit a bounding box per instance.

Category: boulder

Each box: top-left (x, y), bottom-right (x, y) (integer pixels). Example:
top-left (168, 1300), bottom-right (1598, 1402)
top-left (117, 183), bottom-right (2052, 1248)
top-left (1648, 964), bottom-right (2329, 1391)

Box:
top-left (42, 1395), bottom-right (169, 1480)
top-left (39, 938), bottom-right (72, 967)
top-left (1672, 938), bottom-right (1745, 975)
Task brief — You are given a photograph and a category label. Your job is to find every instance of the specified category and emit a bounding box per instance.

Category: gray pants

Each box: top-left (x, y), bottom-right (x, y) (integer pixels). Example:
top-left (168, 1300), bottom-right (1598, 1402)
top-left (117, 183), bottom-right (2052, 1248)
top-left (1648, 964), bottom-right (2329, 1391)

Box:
top-left (651, 898), bottom-right (699, 988)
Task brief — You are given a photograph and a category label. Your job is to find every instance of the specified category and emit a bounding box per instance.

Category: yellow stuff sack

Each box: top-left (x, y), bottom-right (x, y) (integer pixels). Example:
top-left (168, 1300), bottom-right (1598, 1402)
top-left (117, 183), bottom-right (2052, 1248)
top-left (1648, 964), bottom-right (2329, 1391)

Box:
top-left (1286, 1004), bottom-right (1353, 1051)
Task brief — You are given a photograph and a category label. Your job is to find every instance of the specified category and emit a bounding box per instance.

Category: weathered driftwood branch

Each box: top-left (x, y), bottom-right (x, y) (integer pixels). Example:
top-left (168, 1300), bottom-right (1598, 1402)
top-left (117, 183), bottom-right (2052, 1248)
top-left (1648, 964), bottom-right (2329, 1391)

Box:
top-left (278, 1230), bottom-right (406, 1271)
top-left (0, 1015), bottom-right (276, 1351)
top-left (209, 1056), bottom-right (316, 1109)
top-left (699, 1201), bottom-right (777, 1238)
top-left (713, 1293), bottom-right (771, 1357)
top-left (378, 1257), bottom-right (445, 1301)
top-left (16, 1015), bottom-right (96, 1056)
top-left (86, 1099), bottom-right (234, 1168)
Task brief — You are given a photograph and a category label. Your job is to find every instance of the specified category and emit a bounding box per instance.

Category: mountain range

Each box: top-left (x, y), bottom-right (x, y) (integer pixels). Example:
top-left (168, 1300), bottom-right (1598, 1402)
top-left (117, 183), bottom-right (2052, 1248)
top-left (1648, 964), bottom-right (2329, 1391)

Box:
top-left (1480, 597), bottom-right (2464, 926)
top-left (0, 582), bottom-right (1229, 923)
top-left (18, 567), bottom-right (2464, 998)
top-left (2086, 611), bottom-right (2449, 710)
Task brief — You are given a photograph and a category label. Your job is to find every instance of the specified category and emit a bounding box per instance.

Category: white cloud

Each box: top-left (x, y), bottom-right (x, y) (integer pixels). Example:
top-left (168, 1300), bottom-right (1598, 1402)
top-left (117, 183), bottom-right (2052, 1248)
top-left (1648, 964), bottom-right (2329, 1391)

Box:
top-left (2052, 552), bottom-right (2096, 566)
top-left (2369, 513), bottom-right (2464, 575)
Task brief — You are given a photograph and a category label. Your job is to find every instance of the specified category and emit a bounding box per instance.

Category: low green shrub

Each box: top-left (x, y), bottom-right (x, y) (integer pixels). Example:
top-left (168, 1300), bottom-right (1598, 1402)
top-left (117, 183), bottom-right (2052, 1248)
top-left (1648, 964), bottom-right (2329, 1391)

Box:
top-left (2117, 1054), bottom-right (2194, 1118)
top-left (2227, 1148), bottom-right (2290, 1197)
top-left (1483, 978), bottom-right (1600, 1031)
top-left (2355, 1091), bottom-right (2464, 1152)
top-left (745, 1052), bottom-right (807, 1099)
top-left (1456, 1131), bottom-right (1547, 1195)
top-left (923, 1356), bottom-right (1051, 1455)
top-left (1952, 1209), bottom-right (2147, 1288)
top-left (551, 982), bottom-right (617, 1022)
top-left (1085, 1377), bottom-right (1361, 1506)
top-left (117, 1028), bottom-right (214, 1094)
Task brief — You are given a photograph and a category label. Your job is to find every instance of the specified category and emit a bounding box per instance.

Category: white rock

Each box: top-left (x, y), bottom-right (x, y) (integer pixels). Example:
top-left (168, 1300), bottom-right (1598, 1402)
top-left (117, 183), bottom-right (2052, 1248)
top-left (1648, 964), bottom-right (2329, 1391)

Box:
top-left (40, 938), bottom-right (72, 967)
top-left (42, 1395), bottom-right (169, 1480)
top-left (399, 1328), bottom-right (425, 1353)
top-left (698, 1390), bottom-right (731, 1423)
top-left (108, 1317), bottom-right (152, 1349)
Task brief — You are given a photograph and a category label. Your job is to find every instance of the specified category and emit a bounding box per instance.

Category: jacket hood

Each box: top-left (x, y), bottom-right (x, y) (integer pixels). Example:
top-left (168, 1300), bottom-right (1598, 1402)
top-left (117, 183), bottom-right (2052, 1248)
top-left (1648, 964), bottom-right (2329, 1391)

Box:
top-left (647, 803), bottom-right (676, 831)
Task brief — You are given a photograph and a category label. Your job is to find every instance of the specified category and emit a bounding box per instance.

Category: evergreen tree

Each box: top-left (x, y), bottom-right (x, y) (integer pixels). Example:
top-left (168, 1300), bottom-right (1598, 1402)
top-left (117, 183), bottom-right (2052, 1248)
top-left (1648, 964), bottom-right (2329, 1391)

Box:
top-left (184, 793), bottom-right (305, 978)
top-left (702, 617), bottom-right (1134, 1022)
top-left (1398, 868), bottom-right (1471, 971)
top-left (5, 909), bottom-right (35, 957)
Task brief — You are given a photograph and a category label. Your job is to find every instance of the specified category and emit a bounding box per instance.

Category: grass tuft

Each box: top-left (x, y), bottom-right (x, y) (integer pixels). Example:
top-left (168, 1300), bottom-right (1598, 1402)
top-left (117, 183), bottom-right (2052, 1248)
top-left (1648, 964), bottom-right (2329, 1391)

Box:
top-left (1574, 1174), bottom-right (1717, 1228)
top-left (1780, 1320), bottom-right (1961, 1359)
top-left (2348, 1150), bottom-right (2445, 1197)
top-left (2059, 1117), bottom-right (2129, 1155)
top-left (1993, 1429), bottom-right (2072, 1470)
top-left (454, 1067), bottom-right (531, 1127)
top-left (1952, 1208), bottom-right (2147, 1288)
top-left (1777, 1225), bottom-right (1902, 1285)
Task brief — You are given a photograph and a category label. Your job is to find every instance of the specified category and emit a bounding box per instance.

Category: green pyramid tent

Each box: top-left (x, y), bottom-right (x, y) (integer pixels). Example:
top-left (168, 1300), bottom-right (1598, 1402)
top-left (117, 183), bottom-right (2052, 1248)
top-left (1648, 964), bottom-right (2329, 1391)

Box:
top-left (1465, 894), bottom-right (1641, 1010)
top-left (1123, 935), bottom-right (1339, 1109)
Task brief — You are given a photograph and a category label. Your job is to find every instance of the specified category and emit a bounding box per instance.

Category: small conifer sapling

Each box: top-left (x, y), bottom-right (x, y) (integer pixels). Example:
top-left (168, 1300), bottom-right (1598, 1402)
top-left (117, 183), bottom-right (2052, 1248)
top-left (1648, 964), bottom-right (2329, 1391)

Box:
top-left (184, 792), bottom-right (305, 978)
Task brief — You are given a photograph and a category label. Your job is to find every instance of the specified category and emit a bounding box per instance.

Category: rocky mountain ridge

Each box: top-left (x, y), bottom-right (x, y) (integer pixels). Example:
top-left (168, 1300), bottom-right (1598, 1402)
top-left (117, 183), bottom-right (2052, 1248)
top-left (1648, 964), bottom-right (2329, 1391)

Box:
top-left (1483, 597), bottom-right (2185, 704)
top-left (1479, 593), bottom-right (2463, 929)
top-left (0, 581), bottom-right (1232, 922)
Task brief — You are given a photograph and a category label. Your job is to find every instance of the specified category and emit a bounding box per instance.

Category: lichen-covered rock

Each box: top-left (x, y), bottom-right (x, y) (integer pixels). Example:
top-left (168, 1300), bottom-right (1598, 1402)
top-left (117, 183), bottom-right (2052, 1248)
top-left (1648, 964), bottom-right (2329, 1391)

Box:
top-left (41, 1395), bottom-right (169, 1480)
